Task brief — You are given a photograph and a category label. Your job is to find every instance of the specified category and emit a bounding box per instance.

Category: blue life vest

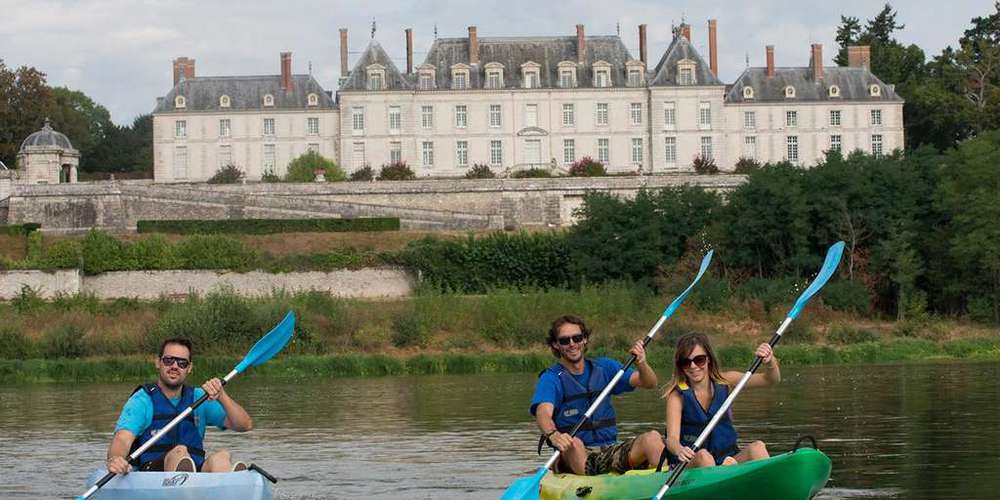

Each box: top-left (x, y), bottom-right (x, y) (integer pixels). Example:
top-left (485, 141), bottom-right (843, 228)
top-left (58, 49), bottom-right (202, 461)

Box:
top-left (677, 381), bottom-right (739, 461)
top-left (547, 359), bottom-right (618, 448)
top-left (130, 384), bottom-right (206, 467)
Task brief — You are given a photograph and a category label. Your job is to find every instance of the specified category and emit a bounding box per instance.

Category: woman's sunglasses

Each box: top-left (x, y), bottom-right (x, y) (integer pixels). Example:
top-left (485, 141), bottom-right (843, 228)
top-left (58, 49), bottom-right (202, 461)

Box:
top-left (160, 356), bottom-right (191, 369)
top-left (555, 334), bottom-right (587, 346)
top-left (677, 354), bottom-right (709, 368)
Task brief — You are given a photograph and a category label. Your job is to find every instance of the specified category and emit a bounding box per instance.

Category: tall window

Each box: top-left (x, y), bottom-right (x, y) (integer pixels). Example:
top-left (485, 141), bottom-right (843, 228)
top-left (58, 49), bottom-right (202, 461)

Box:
top-left (786, 136), bottom-right (799, 163)
top-left (421, 106), bottom-right (434, 129)
top-left (351, 107), bottom-right (364, 132)
top-left (456, 141), bottom-right (468, 167)
top-left (744, 136), bottom-right (757, 160)
top-left (628, 69), bottom-right (642, 87)
top-left (597, 138), bottom-right (609, 163)
top-left (368, 73), bottom-right (383, 90)
top-left (390, 141), bottom-right (402, 163)
top-left (630, 103), bottom-right (642, 126)
top-left (388, 107), bottom-right (401, 131)
top-left (596, 103), bottom-right (609, 126)
top-left (830, 135), bottom-right (842, 153)
top-left (175, 120), bottom-right (186, 138)
top-left (489, 104), bottom-right (502, 128)
top-left (700, 136), bottom-right (713, 161)
top-left (263, 118), bottom-right (275, 136)
top-left (563, 139), bottom-right (575, 164)
top-left (525, 71), bottom-right (540, 89)
top-left (562, 103), bottom-right (575, 126)
top-left (219, 119), bottom-right (231, 138)
top-left (453, 73), bottom-right (467, 90)
top-left (559, 69), bottom-right (575, 88)
top-left (664, 102), bottom-right (676, 128)
top-left (173, 146), bottom-right (187, 178)
top-left (422, 141), bottom-right (434, 167)
top-left (872, 134), bottom-right (883, 157)
top-left (679, 68), bottom-right (693, 85)
top-left (263, 144), bottom-right (275, 171)
top-left (631, 138), bottom-right (643, 165)
top-left (490, 140), bottom-right (503, 166)
top-left (786, 110), bottom-right (798, 128)
top-left (525, 104), bottom-right (538, 127)
top-left (419, 74), bottom-right (434, 90)
top-left (830, 110), bottom-right (841, 127)
top-left (307, 117), bottom-right (320, 135)
top-left (743, 111), bottom-right (755, 130)
top-left (699, 101), bottom-right (712, 128)
top-left (595, 70), bottom-right (610, 88)
top-left (218, 144), bottom-right (232, 167)
top-left (871, 109), bottom-right (882, 126)
top-left (525, 139), bottom-right (541, 164)
top-left (664, 137), bottom-right (677, 163)
top-left (455, 105), bottom-right (468, 128)
top-left (352, 142), bottom-right (365, 169)
top-left (487, 71), bottom-right (502, 89)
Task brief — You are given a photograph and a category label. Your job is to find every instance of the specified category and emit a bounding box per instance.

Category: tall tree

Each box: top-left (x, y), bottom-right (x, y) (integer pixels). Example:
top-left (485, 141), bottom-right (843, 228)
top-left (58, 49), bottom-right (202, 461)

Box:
top-left (49, 87), bottom-right (113, 168)
top-left (834, 15), bottom-right (863, 65)
top-left (0, 60), bottom-right (55, 169)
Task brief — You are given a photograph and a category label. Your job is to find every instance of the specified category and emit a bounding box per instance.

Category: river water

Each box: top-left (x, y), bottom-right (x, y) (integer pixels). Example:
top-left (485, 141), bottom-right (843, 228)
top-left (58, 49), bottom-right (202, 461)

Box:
top-left (1, 361), bottom-right (998, 499)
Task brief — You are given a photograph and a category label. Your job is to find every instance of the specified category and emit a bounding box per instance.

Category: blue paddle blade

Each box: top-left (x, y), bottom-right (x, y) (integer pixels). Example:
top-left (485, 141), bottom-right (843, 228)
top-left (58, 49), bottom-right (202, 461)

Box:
top-left (234, 311), bottom-right (296, 374)
top-left (660, 250), bottom-right (714, 319)
top-left (500, 466), bottom-right (546, 500)
top-left (788, 242), bottom-right (845, 320)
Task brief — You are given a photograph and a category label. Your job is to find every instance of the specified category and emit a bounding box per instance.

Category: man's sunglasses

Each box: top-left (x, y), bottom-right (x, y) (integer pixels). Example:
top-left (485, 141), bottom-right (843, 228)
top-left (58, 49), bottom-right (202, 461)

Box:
top-left (555, 334), bottom-right (588, 346)
top-left (160, 356), bottom-right (191, 369)
top-left (677, 354), bottom-right (709, 368)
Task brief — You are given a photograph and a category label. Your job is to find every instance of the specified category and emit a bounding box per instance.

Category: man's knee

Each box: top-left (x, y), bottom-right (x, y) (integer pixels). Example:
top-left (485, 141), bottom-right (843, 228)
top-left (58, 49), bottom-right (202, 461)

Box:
top-left (639, 431), bottom-right (663, 446)
top-left (749, 440), bottom-right (768, 455)
top-left (695, 449), bottom-right (714, 466)
top-left (165, 445), bottom-right (189, 458)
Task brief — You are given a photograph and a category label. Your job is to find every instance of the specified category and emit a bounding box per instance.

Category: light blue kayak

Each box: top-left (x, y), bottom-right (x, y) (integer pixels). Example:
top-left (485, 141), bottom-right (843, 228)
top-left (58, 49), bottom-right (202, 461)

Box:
top-left (85, 468), bottom-right (274, 500)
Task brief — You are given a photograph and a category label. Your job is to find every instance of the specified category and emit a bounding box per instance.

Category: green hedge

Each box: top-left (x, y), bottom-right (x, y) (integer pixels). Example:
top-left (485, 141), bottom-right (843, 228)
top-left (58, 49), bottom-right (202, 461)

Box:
top-left (136, 218), bottom-right (400, 235)
top-left (0, 223), bottom-right (40, 236)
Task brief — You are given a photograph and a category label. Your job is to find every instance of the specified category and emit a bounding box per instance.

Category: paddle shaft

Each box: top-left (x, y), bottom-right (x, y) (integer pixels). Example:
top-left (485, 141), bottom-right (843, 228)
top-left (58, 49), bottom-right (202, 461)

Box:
top-left (79, 369), bottom-right (239, 500)
top-left (652, 317), bottom-right (791, 500)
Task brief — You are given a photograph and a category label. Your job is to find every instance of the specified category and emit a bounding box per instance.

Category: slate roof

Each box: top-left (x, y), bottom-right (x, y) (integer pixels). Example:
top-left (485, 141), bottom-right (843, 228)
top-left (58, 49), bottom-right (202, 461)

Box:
top-left (725, 66), bottom-right (903, 103)
top-left (339, 40), bottom-right (412, 91)
top-left (649, 35), bottom-right (723, 87)
top-left (20, 119), bottom-right (76, 152)
top-left (153, 74), bottom-right (337, 113)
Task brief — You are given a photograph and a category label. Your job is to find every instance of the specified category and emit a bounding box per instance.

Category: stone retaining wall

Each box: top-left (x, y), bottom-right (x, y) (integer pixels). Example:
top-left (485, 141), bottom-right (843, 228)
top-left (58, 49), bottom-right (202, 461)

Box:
top-left (0, 270), bottom-right (82, 299)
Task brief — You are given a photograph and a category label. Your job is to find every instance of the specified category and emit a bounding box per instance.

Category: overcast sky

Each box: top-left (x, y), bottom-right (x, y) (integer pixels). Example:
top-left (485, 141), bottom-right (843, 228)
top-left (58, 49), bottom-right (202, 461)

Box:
top-left (0, 0), bottom-right (989, 126)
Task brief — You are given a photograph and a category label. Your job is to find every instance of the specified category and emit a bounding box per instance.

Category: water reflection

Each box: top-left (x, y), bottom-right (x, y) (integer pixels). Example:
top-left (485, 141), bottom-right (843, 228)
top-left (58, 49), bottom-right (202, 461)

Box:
top-left (0, 362), bottom-right (997, 498)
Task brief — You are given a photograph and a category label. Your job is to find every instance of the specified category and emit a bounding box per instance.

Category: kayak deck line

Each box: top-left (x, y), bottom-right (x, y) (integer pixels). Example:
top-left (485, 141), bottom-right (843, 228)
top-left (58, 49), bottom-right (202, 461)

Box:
top-left (84, 468), bottom-right (275, 500)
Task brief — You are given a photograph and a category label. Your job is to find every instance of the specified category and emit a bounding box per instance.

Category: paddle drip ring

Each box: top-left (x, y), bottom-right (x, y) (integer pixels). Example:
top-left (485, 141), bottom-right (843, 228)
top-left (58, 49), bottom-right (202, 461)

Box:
top-left (792, 435), bottom-right (819, 451)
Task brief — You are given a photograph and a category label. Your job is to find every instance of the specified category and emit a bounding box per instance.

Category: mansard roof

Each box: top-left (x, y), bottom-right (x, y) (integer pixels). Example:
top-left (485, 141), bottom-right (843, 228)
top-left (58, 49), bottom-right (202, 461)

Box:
top-left (420, 35), bottom-right (638, 89)
top-left (339, 40), bottom-right (412, 91)
top-left (725, 66), bottom-right (904, 103)
top-left (154, 74), bottom-right (336, 113)
top-left (649, 35), bottom-right (723, 87)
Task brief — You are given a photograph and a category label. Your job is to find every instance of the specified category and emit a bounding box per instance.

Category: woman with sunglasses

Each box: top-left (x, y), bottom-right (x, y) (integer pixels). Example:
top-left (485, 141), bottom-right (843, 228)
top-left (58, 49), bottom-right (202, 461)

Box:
top-left (661, 332), bottom-right (779, 470)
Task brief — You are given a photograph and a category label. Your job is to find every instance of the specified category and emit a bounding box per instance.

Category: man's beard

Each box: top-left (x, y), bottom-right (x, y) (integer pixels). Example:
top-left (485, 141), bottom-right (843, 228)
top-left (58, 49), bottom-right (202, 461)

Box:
top-left (160, 373), bottom-right (184, 390)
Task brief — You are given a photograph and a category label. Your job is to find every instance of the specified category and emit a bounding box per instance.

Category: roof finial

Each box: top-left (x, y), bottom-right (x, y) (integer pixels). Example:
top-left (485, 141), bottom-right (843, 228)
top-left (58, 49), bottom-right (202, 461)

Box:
top-left (43, 117), bottom-right (52, 129)
top-left (371, 17), bottom-right (376, 39)
top-left (745, 52), bottom-right (750, 68)
top-left (616, 22), bottom-right (621, 36)
top-left (308, 61), bottom-right (313, 75)
top-left (434, 23), bottom-right (438, 40)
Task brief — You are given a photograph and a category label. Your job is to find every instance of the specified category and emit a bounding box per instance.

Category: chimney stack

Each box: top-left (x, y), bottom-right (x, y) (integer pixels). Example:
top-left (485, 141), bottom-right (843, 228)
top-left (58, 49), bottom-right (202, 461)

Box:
top-left (708, 19), bottom-right (718, 76)
top-left (680, 23), bottom-right (691, 41)
top-left (340, 28), bottom-right (349, 80)
top-left (576, 24), bottom-right (586, 64)
top-left (639, 24), bottom-right (648, 65)
top-left (280, 52), bottom-right (292, 92)
top-left (811, 43), bottom-right (823, 80)
top-left (405, 28), bottom-right (414, 74)
top-left (847, 45), bottom-right (871, 69)
top-left (766, 45), bottom-right (775, 78)
top-left (172, 57), bottom-right (195, 86)
top-left (468, 26), bottom-right (479, 65)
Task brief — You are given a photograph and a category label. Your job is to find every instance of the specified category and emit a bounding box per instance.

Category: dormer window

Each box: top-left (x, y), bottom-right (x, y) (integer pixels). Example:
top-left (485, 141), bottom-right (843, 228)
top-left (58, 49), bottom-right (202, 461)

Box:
top-left (175, 96), bottom-right (186, 109)
top-left (828, 85), bottom-right (840, 98)
top-left (219, 95), bottom-right (231, 108)
top-left (625, 60), bottom-right (645, 87)
top-left (784, 86), bottom-right (796, 98)
top-left (451, 63), bottom-right (471, 90)
top-left (557, 61), bottom-right (577, 89)
top-left (307, 93), bottom-right (319, 106)
top-left (263, 94), bottom-right (274, 107)
top-left (869, 84), bottom-right (881, 97)
top-left (416, 64), bottom-right (436, 90)
top-left (742, 86), bottom-right (754, 99)
top-left (366, 64), bottom-right (386, 91)
top-left (521, 61), bottom-right (541, 89)
top-left (676, 59), bottom-right (697, 85)
top-left (592, 61), bottom-right (612, 88)
top-left (484, 62), bottom-right (505, 89)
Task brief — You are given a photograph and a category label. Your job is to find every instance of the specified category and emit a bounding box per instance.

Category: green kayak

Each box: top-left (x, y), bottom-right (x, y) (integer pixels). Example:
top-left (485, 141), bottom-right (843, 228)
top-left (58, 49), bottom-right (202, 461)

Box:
top-left (539, 448), bottom-right (831, 500)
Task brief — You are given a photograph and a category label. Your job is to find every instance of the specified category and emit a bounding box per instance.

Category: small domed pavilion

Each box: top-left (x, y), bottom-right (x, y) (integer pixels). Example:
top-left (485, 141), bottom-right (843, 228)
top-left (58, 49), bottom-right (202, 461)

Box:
top-left (17, 119), bottom-right (80, 184)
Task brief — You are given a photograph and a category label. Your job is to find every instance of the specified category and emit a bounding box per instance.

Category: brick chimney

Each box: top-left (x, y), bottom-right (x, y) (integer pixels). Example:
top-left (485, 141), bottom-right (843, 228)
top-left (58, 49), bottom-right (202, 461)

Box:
top-left (172, 57), bottom-right (195, 86)
top-left (847, 45), bottom-right (871, 69)
top-left (468, 26), bottom-right (479, 65)
top-left (405, 28), bottom-right (414, 74)
top-left (576, 24), bottom-right (586, 64)
top-left (708, 19), bottom-right (718, 77)
top-left (639, 24), bottom-right (647, 65)
top-left (340, 28), bottom-right (349, 80)
top-left (766, 45), bottom-right (775, 78)
top-left (280, 52), bottom-right (293, 92)
top-left (680, 23), bottom-right (691, 41)
top-left (811, 43), bottom-right (823, 80)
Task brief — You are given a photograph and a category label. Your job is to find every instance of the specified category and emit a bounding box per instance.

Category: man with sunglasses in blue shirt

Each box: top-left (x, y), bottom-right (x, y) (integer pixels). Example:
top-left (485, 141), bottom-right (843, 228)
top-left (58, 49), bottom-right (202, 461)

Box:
top-left (530, 315), bottom-right (664, 476)
top-left (104, 337), bottom-right (254, 475)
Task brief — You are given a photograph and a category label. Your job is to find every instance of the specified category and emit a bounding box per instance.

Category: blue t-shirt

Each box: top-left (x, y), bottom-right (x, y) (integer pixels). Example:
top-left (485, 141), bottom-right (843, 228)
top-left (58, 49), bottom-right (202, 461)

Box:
top-left (530, 357), bottom-right (636, 416)
top-left (114, 387), bottom-right (227, 438)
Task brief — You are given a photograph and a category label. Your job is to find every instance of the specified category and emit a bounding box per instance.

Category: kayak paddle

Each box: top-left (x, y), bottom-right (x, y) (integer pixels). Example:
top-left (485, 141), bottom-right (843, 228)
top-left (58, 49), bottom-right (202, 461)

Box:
top-left (651, 241), bottom-right (844, 500)
top-left (501, 250), bottom-right (714, 500)
top-left (78, 310), bottom-right (297, 500)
